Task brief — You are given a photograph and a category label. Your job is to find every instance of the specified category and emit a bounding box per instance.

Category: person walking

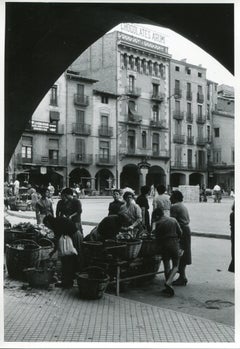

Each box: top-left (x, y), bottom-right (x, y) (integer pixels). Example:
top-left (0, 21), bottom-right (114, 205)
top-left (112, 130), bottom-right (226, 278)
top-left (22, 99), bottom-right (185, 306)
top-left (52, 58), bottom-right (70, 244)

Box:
top-left (35, 187), bottom-right (54, 224)
top-left (108, 189), bottom-right (125, 215)
top-left (152, 184), bottom-right (171, 216)
top-left (136, 185), bottom-right (151, 233)
top-left (152, 207), bottom-right (182, 296)
top-left (56, 187), bottom-right (83, 234)
top-left (44, 215), bottom-right (83, 288)
top-left (170, 190), bottom-right (192, 286)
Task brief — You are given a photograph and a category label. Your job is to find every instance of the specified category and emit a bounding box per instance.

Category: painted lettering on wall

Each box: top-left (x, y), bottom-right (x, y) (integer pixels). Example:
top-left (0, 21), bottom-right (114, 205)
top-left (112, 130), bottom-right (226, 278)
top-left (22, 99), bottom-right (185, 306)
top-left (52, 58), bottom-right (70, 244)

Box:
top-left (120, 23), bottom-right (165, 44)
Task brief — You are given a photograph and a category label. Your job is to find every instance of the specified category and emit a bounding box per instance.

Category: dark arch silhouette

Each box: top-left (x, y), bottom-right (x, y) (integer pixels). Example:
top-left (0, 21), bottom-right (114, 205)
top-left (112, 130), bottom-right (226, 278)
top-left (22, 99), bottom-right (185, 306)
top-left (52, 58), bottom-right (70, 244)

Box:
top-left (5, 3), bottom-right (234, 166)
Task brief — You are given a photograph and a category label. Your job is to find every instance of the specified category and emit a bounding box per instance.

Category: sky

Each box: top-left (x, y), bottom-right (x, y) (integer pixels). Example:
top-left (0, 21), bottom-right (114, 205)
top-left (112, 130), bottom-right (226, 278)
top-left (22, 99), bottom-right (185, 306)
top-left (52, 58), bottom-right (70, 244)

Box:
top-left (109, 23), bottom-right (235, 88)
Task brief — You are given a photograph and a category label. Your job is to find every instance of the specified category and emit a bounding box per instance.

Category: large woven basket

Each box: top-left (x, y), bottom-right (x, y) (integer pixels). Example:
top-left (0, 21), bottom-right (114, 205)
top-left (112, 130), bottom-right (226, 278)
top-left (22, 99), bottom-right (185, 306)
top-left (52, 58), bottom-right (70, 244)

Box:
top-left (38, 238), bottom-right (55, 261)
top-left (76, 266), bottom-right (110, 299)
top-left (139, 238), bottom-right (158, 257)
top-left (118, 239), bottom-right (142, 260)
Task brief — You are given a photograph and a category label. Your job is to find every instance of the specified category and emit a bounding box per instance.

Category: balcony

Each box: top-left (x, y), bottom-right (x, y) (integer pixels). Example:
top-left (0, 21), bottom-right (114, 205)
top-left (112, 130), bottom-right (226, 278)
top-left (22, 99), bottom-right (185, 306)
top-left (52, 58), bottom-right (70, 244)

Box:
top-left (174, 88), bottom-right (182, 99)
top-left (72, 123), bottom-right (91, 135)
top-left (71, 153), bottom-right (93, 165)
top-left (171, 161), bottom-right (207, 171)
top-left (186, 92), bottom-right (192, 101)
top-left (187, 136), bottom-right (194, 145)
top-left (150, 119), bottom-right (167, 129)
top-left (196, 115), bottom-right (206, 124)
top-left (74, 94), bottom-right (89, 107)
top-left (125, 86), bottom-right (141, 98)
top-left (25, 120), bottom-right (64, 134)
top-left (126, 113), bottom-right (142, 125)
top-left (151, 92), bottom-right (165, 102)
top-left (119, 148), bottom-right (151, 158)
top-left (95, 155), bottom-right (116, 166)
top-left (173, 134), bottom-right (185, 144)
top-left (197, 92), bottom-right (204, 103)
top-left (173, 111), bottom-right (184, 120)
top-left (151, 150), bottom-right (170, 159)
top-left (98, 125), bottom-right (113, 137)
top-left (186, 113), bottom-right (193, 123)
top-left (196, 137), bottom-right (208, 146)
top-left (17, 153), bottom-right (67, 166)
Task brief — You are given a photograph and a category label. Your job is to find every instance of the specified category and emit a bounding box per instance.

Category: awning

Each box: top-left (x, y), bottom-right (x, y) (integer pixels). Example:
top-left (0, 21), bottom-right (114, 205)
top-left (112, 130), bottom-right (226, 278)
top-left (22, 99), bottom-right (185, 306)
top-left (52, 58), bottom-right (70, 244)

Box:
top-left (50, 111), bottom-right (60, 121)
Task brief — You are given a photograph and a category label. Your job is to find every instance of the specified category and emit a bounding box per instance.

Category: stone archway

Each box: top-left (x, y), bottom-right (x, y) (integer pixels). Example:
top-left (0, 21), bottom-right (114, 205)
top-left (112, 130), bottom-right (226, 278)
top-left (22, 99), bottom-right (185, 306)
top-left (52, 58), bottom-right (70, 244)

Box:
top-left (170, 173), bottom-right (186, 188)
top-left (146, 165), bottom-right (166, 188)
top-left (120, 164), bottom-right (140, 194)
top-left (69, 168), bottom-right (91, 188)
top-left (95, 169), bottom-right (114, 195)
top-left (189, 173), bottom-right (204, 186)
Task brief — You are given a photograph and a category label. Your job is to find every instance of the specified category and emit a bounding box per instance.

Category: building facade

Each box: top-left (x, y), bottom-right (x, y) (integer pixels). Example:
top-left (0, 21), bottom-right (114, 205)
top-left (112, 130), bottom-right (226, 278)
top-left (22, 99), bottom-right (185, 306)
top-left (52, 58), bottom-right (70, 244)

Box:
top-left (8, 27), bottom-right (234, 195)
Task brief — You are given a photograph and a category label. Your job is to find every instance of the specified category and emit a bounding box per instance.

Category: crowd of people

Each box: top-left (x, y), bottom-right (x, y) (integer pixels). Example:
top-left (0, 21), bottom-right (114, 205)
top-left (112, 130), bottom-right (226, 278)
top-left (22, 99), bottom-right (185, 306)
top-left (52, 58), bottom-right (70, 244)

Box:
top-left (4, 180), bottom-right (234, 296)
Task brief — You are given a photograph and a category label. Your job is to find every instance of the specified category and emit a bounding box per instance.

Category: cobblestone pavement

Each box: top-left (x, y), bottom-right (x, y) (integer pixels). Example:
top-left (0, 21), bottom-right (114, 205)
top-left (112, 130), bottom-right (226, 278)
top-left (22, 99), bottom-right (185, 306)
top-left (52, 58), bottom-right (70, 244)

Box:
top-left (4, 281), bottom-right (234, 343)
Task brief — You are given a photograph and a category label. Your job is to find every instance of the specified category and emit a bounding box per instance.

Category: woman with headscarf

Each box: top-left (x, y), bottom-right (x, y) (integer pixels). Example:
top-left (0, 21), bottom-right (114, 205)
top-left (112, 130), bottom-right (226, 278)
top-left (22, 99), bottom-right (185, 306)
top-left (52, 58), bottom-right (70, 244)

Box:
top-left (170, 190), bottom-right (192, 286)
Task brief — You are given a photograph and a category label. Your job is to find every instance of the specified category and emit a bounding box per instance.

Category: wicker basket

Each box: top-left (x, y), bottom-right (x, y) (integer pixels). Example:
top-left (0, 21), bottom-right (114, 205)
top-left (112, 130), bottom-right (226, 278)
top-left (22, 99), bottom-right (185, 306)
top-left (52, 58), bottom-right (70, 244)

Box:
top-left (24, 267), bottom-right (55, 288)
top-left (76, 266), bottom-right (110, 299)
top-left (38, 238), bottom-right (54, 261)
top-left (104, 240), bottom-right (127, 259)
top-left (139, 238), bottom-right (158, 257)
top-left (118, 239), bottom-right (142, 260)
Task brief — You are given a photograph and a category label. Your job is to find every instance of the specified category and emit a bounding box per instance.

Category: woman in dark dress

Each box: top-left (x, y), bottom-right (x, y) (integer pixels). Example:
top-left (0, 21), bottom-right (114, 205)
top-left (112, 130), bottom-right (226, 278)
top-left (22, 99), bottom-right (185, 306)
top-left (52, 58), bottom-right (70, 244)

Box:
top-left (136, 185), bottom-right (151, 233)
top-left (170, 190), bottom-right (192, 285)
top-left (43, 215), bottom-right (83, 288)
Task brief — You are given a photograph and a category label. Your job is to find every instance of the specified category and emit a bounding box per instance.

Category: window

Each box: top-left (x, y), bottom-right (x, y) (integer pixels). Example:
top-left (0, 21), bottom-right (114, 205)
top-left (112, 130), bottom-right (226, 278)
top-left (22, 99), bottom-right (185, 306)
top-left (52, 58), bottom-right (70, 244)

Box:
top-left (187, 149), bottom-right (192, 167)
top-left (142, 59), bottom-right (146, 74)
top-left (21, 136), bottom-right (32, 161)
top-left (50, 85), bottom-right (58, 106)
top-left (175, 66), bottom-right (180, 71)
top-left (136, 58), bottom-right (140, 73)
top-left (187, 68), bottom-right (191, 75)
top-left (207, 125), bottom-right (211, 141)
top-left (198, 125), bottom-right (204, 138)
top-left (129, 56), bottom-right (134, 70)
top-left (142, 131), bottom-right (147, 149)
top-left (76, 110), bottom-right (85, 124)
top-left (128, 130), bottom-right (135, 153)
top-left (152, 133), bottom-right (159, 154)
top-left (49, 139), bottom-right (59, 164)
top-left (175, 80), bottom-right (180, 90)
top-left (214, 128), bottom-right (220, 137)
top-left (148, 61), bottom-right (153, 75)
top-left (198, 85), bottom-right (203, 94)
top-left (187, 125), bottom-right (192, 138)
top-left (152, 105), bottom-right (159, 122)
top-left (152, 83), bottom-right (159, 97)
top-left (187, 102), bottom-right (191, 116)
top-left (187, 82), bottom-right (191, 94)
top-left (207, 104), bottom-right (210, 120)
top-left (101, 96), bottom-right (109, 104)
top-left (198, 72), bottom-right (202, 78)
top-left (99, 141), bottom-right (110, 160)
top-left (154, 62), bottom-right (158, 75)
top-left (123, 54), bottom-right (128, 68)
top-left (214, 150), bottom-right (221, 163)
top-left (175, 100), bottom-right (180, 112)
top-left (76, 138), bottom-right (85, 159)
top-left (175, 120), bottom-right (181, 134)
top-left (198, 104), bottom-right (202, 117)
top-left (129, 75), bottom-right (135, 92)
top-left (77, 84), bottom-right (84, 96)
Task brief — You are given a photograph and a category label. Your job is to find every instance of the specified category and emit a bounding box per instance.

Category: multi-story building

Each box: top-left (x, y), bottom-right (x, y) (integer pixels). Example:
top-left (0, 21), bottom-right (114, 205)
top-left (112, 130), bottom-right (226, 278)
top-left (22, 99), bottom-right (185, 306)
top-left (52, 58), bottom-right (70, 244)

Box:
top-left (71, 29), bottom-right (172, 193)
top-left (8, 26), bottom-right (234, 195)
top-left (210, 84), bottom-right (234, 192)
top-left (169, 59), bottom-right (218, 188)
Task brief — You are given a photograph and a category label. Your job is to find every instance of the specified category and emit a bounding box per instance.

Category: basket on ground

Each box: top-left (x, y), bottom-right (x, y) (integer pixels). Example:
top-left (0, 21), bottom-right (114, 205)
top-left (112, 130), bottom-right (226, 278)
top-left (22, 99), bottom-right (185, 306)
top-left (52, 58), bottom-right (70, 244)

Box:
top-left (38, 238), bottom-right (54, 261)
top-left (6, 239), bottom-right (40, 279)
top-left (24, 266), bottom-right (55, 288)
top-left (76, 266), bottom-right (110, 299)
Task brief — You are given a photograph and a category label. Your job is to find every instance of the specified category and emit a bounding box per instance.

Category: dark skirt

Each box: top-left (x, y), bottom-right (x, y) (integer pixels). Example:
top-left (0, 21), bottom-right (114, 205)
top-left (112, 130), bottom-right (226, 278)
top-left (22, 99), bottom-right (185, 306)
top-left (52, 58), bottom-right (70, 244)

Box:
top-left (179, 225), bottom-right (192, 265)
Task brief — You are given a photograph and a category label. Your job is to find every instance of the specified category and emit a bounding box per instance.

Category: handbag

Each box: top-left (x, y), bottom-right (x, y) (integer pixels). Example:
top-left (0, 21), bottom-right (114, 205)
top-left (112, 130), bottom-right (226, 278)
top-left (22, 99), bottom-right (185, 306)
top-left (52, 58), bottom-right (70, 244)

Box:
top-left (58, 235), bottom-right (77, 257)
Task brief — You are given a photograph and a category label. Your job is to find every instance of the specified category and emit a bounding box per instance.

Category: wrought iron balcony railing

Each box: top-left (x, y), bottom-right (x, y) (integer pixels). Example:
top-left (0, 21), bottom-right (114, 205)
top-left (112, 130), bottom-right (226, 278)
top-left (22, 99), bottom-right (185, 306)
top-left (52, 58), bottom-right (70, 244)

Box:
top-left (95, 155), bottom-right (116, 166)
top-left (125, 86), bottom-right (141, 97)
top-left (98, 126), bottom-right (113, 137)
top-left (173, 111), bottom-right (184, 120)
top-left (150, 119), bottom-right (167, 129)
top-left (74, 94), bottom-right (89, 106)
top-left (71, 153), bottom-right (93, 165)
top-left (72, 123), bottom-right (91, 135)
top-left (173, 134), bottom-right (185, 144)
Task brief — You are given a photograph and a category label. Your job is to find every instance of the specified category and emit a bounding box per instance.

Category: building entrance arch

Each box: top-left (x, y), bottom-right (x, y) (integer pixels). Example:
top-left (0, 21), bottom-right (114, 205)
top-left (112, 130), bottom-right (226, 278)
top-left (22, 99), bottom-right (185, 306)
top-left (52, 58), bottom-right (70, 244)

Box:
top-left (95, 169), bottom-right (114, 195)
top-left (146, 165), bottom-right (166, 188)
top-left (120, 164), bottom-right (140, 194)
top-left (69, 168), bottom-right (91, 188)
top-left (170, 173), bottom-right (186, 188)
top-left (189, 173), bottom-right (204, 186)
